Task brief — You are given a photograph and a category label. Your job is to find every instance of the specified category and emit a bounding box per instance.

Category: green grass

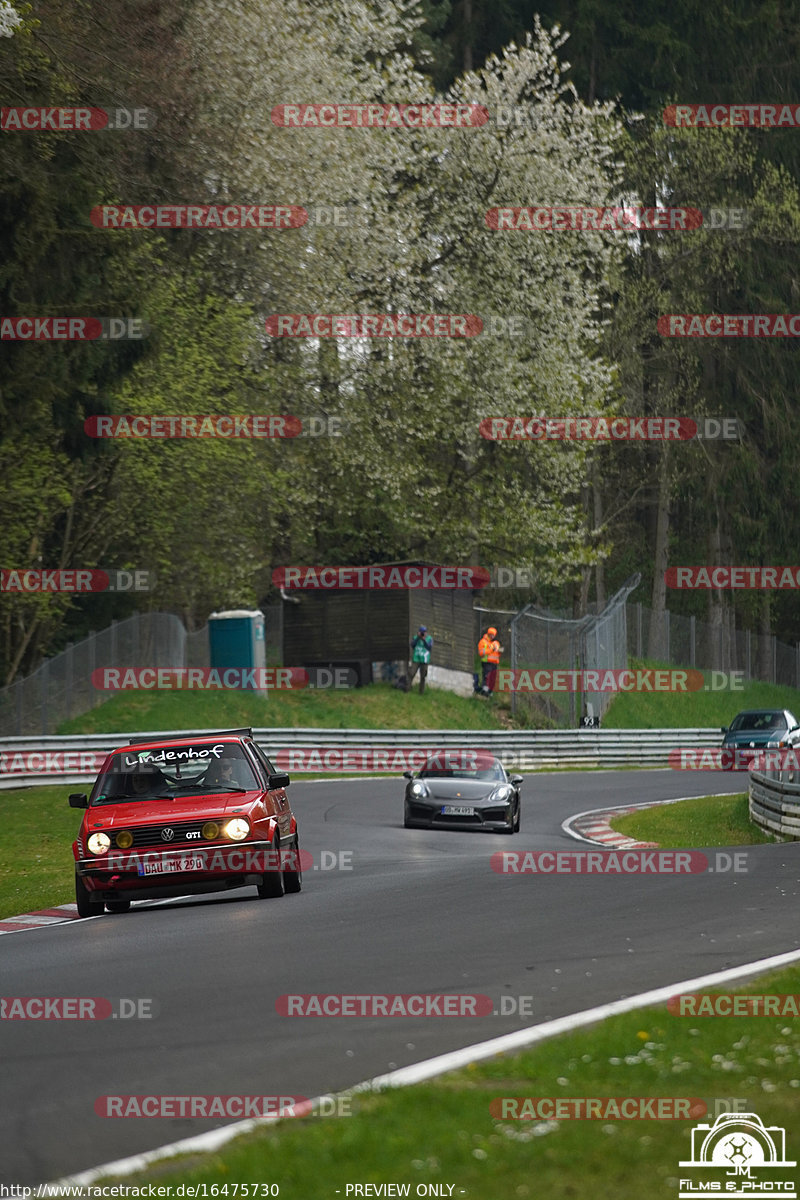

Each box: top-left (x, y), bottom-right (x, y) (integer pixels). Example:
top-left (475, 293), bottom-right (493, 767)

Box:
top-left (609, 792), bottom-right (776, 846)
top-left (56, 682), bottom-right (512, 735)
top-left (0, 784), bottom-right (80, 917)
top-left (90, 961), bottom-right (800, 1197)
top-left (603, 661), bottom-right (800, 729)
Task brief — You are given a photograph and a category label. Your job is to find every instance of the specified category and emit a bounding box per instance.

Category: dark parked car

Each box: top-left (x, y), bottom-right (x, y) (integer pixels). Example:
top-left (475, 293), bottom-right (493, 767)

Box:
top-left (70, 727), bottom-right (301, 916)
top-left (403, 755), bottom-right (522, 833)
top-left (721, 709), bottom-right (798, 752)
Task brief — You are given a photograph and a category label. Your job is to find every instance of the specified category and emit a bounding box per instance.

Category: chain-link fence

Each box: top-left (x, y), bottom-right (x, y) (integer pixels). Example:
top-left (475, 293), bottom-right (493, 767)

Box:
top-left (0, 613), bottom-right (210, 735)
top-left (507, 575), bottom-right (640, 727)
top-left (628, 603), bottom-right (800, 687)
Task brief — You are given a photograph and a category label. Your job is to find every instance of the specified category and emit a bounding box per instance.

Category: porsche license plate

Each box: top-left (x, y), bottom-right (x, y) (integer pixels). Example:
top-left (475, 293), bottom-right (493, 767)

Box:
top-left (441, 805), bottom-right (475, 816)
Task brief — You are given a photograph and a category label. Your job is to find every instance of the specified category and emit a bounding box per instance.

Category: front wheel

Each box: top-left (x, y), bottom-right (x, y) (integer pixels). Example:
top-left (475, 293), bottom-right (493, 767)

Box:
top-left (257, 841), bottom-right (285, 898)
top-left (513, 800), bottom-right (521, 833)
top-left (75, 872), bottom-right (104, 918)
top-left (283, 835), bottom-right (302, 893)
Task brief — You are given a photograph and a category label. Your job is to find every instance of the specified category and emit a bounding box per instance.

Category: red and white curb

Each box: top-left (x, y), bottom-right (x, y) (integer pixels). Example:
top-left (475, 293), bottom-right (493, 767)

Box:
top-left (568, 805), bottom-right (660, 848)
top-left (563, 791), bottom-right (742, 848)
top-left (0, 903), bottom-right (81, 935)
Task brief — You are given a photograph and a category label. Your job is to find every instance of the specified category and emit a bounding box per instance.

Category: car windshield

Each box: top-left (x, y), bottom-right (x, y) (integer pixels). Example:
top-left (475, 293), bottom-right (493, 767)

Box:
top-left (90, 742), bottom-right (258, 804)
top-left (729, 711), bottom-right (787, 732)
top-left (419, 762), bottom-right (504, 782)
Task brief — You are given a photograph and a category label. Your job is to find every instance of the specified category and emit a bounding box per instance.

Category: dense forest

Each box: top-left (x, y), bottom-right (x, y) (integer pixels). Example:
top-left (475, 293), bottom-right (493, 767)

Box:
top-left (1, 0), bottom-right (799, 685)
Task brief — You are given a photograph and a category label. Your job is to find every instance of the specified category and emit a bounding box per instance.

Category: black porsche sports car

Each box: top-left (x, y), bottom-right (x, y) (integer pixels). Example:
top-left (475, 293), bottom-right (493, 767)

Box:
top-left (403, 755), bottom-right (522, 834)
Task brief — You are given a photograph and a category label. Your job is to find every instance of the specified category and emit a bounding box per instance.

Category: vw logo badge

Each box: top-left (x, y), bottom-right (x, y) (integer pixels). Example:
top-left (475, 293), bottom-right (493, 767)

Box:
top-left (161, 827), bottom-right (175, 841)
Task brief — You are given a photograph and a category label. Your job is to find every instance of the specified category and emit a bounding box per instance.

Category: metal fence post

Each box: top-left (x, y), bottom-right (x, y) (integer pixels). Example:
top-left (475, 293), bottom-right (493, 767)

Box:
top-left (746, 629), bottom-right (751, 679)
top-left (41, 660), bottom-right (49, 735)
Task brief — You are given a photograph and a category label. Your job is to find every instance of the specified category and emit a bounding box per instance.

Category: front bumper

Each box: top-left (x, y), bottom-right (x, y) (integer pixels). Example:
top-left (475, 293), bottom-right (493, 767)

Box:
top-left (76, 840), bottom-right (282, 896)
top-left (404, 800), bottom-right (514, 832)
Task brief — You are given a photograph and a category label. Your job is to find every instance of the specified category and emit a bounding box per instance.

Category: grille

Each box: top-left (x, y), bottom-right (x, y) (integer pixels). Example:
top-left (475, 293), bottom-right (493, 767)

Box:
top-left (121, 820), bottom-right (217, 848)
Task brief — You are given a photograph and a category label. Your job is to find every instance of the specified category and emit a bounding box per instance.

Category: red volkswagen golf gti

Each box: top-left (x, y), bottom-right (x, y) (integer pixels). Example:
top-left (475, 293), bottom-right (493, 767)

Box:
top-left (70, 728), bottom-right (301, 916)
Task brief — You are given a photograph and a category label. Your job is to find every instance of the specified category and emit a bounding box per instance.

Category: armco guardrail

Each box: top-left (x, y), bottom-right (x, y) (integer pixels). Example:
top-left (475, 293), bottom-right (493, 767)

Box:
top-left (749, 768), bottom-right (800, 840)
top-left (0, 727), bottom-right (722, 789)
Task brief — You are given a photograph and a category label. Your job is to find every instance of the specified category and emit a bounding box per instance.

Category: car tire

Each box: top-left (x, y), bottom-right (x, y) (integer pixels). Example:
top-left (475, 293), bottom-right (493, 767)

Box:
top-left (257, 841), bottom-right (285, 898)
top-left (105, 900), bottom-right (131, 913)
top-left (75, 872), bottom-right (104, 918)
top-left (283, 835), bottom-right (302, 894)
top-left (514, 801), bottom-right (521, 833)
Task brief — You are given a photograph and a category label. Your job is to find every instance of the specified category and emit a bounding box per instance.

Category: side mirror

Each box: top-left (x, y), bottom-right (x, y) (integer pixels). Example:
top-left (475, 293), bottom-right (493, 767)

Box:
top-left (268, 772), bottom-right (291, 790)
top-left (402, 771), bottom-right (414, 780)
top-left (69, 793), bottom-right (88, 809)
top-left (720, 727), bottom-right (728, 734)
top-left (509, 775), bottom-right (523, 785)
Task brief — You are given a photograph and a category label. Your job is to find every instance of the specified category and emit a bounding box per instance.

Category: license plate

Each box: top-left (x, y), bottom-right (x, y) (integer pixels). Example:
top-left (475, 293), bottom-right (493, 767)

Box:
top-left (441, 805), bottom-right (475, 816)
top-left (138, 856), bottom-right (207, 876)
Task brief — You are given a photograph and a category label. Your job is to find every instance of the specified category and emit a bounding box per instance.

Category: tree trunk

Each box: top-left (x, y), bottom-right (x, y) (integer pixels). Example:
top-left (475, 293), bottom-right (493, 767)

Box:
top-left (647, 447), bottom-right (670, 659)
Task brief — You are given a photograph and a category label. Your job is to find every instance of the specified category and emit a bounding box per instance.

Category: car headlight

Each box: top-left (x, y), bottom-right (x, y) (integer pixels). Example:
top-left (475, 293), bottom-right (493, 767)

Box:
top-left (202, 821), bottom-right (221, 840)
top-left (410, 781), bottom-right (429, 798)
top-left (223, 817), bottom-right (250, 841)
top-left (115, 830), bottom-right (133, 849)
top-left (486, 785), bottom-right (512, 803)
top-left (87, 832), bottom-right (111, 855)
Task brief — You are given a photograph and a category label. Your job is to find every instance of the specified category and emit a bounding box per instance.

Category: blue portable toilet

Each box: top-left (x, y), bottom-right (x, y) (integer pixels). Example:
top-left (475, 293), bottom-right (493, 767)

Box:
top-left (208, 610), bottom-right (266, 693)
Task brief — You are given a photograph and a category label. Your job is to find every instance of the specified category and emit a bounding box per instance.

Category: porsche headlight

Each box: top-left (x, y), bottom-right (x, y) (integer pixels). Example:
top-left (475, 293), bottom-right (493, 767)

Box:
top-left (223, 817), bottom-right (250, 841)
top-left (487, 785), bottom-right (512, 803)
top-left (410, 781), bottom-right (428, 797)
top-left (87, 832), bottom-right (111, 855)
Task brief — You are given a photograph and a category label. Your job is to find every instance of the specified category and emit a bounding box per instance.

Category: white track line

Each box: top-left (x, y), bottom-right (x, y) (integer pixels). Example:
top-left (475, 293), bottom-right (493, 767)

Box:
top-left (48, 943), bottom-right (800, 1187)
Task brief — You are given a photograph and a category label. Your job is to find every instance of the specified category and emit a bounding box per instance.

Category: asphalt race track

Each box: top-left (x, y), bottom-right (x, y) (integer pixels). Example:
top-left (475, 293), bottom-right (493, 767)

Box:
top-left (2, 769), bottom-right (799, 1184)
